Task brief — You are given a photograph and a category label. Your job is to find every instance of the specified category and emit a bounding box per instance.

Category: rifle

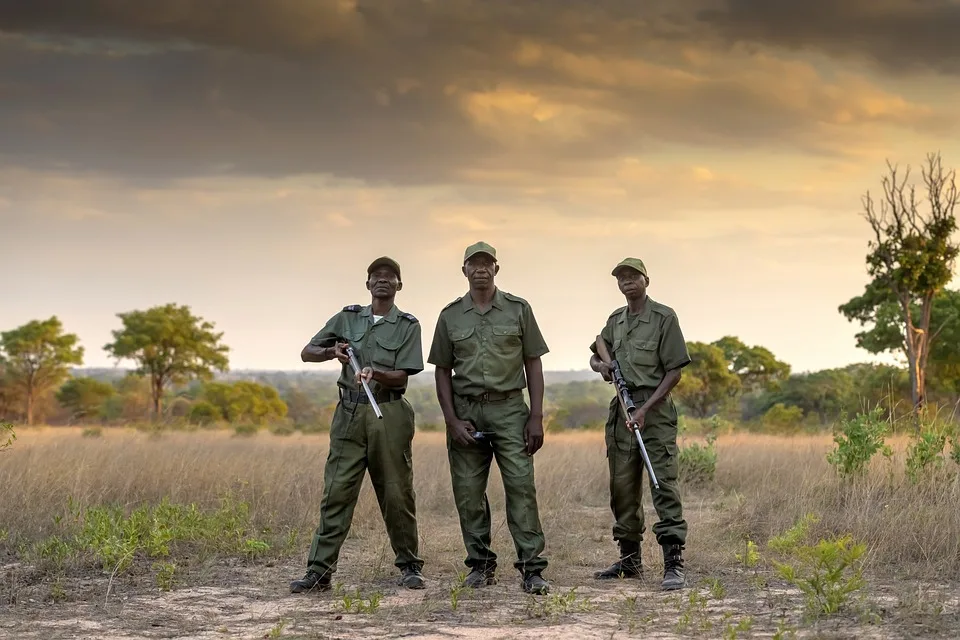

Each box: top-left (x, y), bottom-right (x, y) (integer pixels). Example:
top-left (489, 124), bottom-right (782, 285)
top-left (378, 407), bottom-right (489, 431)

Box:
top-left (345, 345), bottom-right (383, 419)
top-left (595, 336), bottom-right (659, 489)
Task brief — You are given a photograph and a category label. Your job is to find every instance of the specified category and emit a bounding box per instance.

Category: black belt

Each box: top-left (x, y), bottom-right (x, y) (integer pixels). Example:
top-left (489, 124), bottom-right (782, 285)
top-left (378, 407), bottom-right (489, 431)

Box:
top-left (341, 388), bottom-right (404, 405)
top-left (458, 389), bottom-right (522, 403)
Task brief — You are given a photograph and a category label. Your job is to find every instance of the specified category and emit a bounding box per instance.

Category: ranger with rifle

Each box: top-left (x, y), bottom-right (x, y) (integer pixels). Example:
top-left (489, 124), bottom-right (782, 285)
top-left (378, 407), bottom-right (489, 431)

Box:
top-left (291, 256), bottom-right (426, 594)
top-left (588, 257), bottom-right (692, 591)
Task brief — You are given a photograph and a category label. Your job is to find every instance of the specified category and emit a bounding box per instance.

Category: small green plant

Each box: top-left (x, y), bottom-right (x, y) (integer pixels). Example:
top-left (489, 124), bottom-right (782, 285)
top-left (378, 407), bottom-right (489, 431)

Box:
top-left (772, 619), bottom-right (798, 639)
top-left (772, 534), bottom-right (867, 618)
top-left (723, 616), bottom-right (754, 639)
top-left (905, 429), bottom-right (948, 482)
top-left (674, 590), bottom-right (712, 633)
top-left (768, 513), bottom-right (820, 554)
top-left (337, 588), bottom-right (382, 614)
top-left (267, 619), bottom-right (287, 638)
top-left (735, 539), bottom-right (759, 568)
top-left (679, 432), bottom-right (718, 485)
top-left (705, 577), bottom-right (726, 599)
top-left (81, 426), bottom-right (103, 438)
top-left (153, 561), bottom-right (177, 591)
top-left (949, 431), bottom-right (960, 466)
top-left (526, 588), bottom-right (595, 618)
top-left (826, 407), bottom-right (892, 478)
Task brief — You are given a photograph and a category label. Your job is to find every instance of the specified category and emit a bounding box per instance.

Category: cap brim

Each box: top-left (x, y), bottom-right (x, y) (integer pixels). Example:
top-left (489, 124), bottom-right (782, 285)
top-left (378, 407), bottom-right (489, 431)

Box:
top-left (368, 259), bottom-right (401, 278)
top-left (464, 250), bottom-right (497, 262)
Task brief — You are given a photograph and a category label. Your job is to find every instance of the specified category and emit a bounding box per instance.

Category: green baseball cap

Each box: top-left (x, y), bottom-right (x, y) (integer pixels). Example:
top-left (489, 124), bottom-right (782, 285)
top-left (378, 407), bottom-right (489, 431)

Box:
top-left (367, 256), bottom-right (402, 281)
top-left (611, 257), bottom-right (648, 277)
top-left (463, 241), bottom-right (497, 263)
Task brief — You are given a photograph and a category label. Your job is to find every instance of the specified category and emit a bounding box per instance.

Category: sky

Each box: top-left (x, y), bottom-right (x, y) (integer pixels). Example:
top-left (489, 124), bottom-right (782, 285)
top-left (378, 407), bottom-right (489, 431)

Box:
top-left (2, 0), bottom-right (959, 377)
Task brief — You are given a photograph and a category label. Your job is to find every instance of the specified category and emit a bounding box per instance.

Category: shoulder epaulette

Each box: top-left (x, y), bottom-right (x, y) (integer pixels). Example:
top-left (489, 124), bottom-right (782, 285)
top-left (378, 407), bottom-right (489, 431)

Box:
top-left (500, 291), bottom-right (528, 305)
top-left (608, 306), bottom-right (627, 318)
top-left (342, 304), bottom-right (362, 312)
top-left (399, 312), bottom-right (419, 323)
top-left (647, 298), bottom-right (677, 317)
top-left (440, 297), bottom-right (462, 311)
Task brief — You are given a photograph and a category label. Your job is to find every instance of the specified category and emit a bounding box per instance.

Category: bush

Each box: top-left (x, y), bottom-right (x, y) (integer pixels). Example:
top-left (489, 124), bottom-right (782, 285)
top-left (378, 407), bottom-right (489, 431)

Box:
top-left (825, 407), bottom-right (892, 479)
top-left (188, 401), bottom-right (222, 426)
top-left (679, 433), bottom-right (717, 485)
top-left (1, 421), bottom-right (14, 452)
top-left (905, 429), bottom-right (948, 483)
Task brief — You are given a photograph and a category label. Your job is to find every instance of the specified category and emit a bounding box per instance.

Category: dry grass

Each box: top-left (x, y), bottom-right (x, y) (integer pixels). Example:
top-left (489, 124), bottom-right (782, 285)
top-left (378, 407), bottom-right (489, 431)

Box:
top-left (1, 426), bottom-right (959, 639)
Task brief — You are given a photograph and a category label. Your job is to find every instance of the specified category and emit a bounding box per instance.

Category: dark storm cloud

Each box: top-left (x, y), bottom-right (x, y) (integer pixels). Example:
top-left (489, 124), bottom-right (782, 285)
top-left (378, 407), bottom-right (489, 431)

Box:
top-left (0, 0), bottom-right (950, 185)
top-left (698, 0), bottom-right (960, 76)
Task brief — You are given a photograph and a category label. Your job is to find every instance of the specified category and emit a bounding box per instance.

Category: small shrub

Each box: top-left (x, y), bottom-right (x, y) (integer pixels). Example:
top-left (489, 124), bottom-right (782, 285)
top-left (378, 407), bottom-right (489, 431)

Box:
top-left (950, 431), bottom-right (960, 467)
top-left (761, 403), bottom-right (805, 433)
top-left (188, 401), bottom-right (221, 426)
top-left (1, 422), bottom-right (15, 452)
top-left (772, 534), bottom-right (867, 618)
top-left (679, 433), bottom-right (717, 485)
top-left (270, 424), bottom-right (295, 437)
top-left (825, 407), bottom-right (892, 479)
top-left (233, 423), bottom-right (259, 437)
top-left (905, 429), bottom-right (948, 483)
top-left (81, 426), bottom-right (103, 438)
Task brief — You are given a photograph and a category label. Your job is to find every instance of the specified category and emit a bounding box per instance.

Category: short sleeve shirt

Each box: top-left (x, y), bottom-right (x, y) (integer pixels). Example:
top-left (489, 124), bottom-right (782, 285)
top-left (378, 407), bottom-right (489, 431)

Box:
top-left (309, 304), bottom-right (423, 392)
top-left (589, 297), bottom-right (691, 389)
top-left (427, 288), bottom-right (549, 396)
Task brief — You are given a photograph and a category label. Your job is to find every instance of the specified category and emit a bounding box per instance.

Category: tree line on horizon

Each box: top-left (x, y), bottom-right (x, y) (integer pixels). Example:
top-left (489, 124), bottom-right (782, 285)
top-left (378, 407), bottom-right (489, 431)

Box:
top-left (2, 153), bottom-right (959, 433)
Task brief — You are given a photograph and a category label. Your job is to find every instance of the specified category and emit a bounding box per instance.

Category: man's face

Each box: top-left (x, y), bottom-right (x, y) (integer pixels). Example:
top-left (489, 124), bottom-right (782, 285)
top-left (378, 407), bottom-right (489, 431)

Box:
top-left (616, 268), bottom-right (648, 299)
top-left (462, 253), bottom-right (498, 287)
top-left (366, 266), bottom-right (401, 298)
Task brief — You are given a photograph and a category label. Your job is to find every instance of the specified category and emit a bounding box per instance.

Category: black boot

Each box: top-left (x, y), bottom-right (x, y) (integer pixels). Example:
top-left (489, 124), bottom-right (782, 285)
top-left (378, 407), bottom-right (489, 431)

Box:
top-left (594, 540), bottom-right (643, 579)
top-left (661, 544), bottom-right (685, 590)
top-left (290, 569), bottom-right (331, 593)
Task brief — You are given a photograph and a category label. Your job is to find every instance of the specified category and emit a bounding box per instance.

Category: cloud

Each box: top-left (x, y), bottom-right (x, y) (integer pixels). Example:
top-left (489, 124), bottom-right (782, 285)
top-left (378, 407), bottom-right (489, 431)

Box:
top-left (0, 0), bottom-right (951, 193)
top-left (697, 0), bottom-right (960, 76)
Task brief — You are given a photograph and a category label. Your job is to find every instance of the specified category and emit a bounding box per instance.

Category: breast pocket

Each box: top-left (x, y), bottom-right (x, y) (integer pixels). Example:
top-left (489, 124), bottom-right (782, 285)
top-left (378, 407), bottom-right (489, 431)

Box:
top-left (632, 338), bottom-right (659, 366)
top-left (450, 326), bottom-right (478, 360)
top-left (373, 335), bottom-right (402, 369)
top-left (492, 323), bottom-right (522, 359)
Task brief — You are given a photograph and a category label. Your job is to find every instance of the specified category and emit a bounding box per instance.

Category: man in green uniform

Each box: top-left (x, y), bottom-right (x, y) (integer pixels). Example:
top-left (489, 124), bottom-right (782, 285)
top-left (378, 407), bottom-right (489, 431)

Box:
top-left (290, 256), bottom-right (426, 594)
top-left (428, 241), bottom-right (551, 596)
top-left (589, 257), bottom-right (691, 591)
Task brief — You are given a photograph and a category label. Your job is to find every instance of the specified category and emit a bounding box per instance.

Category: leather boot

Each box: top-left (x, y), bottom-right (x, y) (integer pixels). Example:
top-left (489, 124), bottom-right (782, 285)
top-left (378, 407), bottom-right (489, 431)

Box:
top-left (594, 540), bottom-right (643, 579)
top-left (661, 544), bottom-right (685, 590)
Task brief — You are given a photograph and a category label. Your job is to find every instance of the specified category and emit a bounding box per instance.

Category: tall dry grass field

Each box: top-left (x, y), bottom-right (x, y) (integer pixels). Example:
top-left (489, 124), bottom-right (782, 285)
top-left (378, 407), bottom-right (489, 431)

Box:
top-left (1, 426), bottom-right (959, 639)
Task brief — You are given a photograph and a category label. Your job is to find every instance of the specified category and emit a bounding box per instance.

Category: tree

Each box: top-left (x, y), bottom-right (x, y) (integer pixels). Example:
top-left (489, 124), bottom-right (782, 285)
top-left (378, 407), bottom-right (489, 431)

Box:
top-left (840, 153), bottom-right (959, 416)
top-left (0, 317), bottom-right (84, 425)
top-left (56, 376), bottom-right (116, 422)
top-left (712, 336), bottom-right (791, 392)
top-left (103, 304), bottom-right (230, 419)
top-left (673, 342), bottom-right (742, 417)
top-left (201, 381), bottom-right (287, 424)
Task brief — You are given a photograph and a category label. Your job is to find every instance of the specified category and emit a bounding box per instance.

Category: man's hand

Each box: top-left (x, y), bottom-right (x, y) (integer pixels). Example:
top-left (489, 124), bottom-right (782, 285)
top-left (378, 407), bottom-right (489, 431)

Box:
top-left (626, 407), bottom-right (647, 432)
top-left (524, 414), bottom-right (545, 456)
top-left (355, 366), bottom-right (375, 385)
top-left (597, 362), bottom-right (613, 382)
top-left (447, 418), bottom-right (478, 447)
top-left (331, 342), bottom-right (350, 364)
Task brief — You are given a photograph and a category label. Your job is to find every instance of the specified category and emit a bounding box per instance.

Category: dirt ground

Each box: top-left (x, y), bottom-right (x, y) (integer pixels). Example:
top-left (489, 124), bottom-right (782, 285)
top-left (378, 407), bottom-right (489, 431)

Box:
top-left (3, 557), bottom-right (958, 640)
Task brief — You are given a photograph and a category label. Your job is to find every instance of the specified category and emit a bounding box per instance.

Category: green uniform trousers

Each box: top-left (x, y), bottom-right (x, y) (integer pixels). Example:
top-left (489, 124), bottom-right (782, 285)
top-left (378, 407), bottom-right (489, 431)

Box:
top-left (604, 390), bottom-right (687, 547)
top-left (446, 392), bottom-right (548, 575)
top-left (307, 396), bottom-right (422, 576)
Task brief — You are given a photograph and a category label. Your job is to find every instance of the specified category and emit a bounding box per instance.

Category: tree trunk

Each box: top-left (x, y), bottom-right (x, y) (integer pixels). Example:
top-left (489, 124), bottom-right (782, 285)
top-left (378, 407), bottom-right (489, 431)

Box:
top-left (152, 377), bottom-right (163, 421)
top-left (25, 390), bottom-right (33, 426)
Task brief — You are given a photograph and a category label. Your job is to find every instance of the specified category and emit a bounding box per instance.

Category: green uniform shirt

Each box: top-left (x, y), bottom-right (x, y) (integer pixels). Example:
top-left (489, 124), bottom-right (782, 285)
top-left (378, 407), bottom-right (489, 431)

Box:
top-left (428, 288), bottom-right (549, 397)
top-left (590, 296), bottom-right (691, 390)
top-left (310, 304), bottom-right (424, 392)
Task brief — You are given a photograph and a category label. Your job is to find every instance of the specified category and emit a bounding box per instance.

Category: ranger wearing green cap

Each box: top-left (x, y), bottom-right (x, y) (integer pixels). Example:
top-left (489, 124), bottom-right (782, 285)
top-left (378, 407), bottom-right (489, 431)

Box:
top-left (290, 256), bottom-right (426, 594)
top-left (588, 257), bottom-right (691, 591)
top-left (428, 241), bottom-right (552, 595)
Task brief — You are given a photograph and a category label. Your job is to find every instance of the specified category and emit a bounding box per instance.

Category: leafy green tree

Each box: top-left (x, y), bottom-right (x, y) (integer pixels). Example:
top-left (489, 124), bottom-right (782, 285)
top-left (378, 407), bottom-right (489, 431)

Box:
top-left (0, 317), bottom-right (84, 425)
top-left (712, 336), bottom-right (791, 392)
top-left (56, 376), bottom-right (116, 422)
top-left (201, 381), bottom-right (287, 424)
top-left (839, 153), bottom-right (959, 416)
top-left (673, 342), bottom-right (742, 417)
top-left (103, 304), bottom-right (230, 419)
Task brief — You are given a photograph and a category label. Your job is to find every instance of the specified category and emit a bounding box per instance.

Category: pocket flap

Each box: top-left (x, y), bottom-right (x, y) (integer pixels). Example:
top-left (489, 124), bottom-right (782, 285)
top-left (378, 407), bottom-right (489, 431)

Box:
top-left (492, 324), bottom-right (521, 337)
top-left (375, 335), bottom-right (403, 351)
top-left (450, 326), bottom-right (476, 341)
top-left (633, 339), bottom-right (657, 351)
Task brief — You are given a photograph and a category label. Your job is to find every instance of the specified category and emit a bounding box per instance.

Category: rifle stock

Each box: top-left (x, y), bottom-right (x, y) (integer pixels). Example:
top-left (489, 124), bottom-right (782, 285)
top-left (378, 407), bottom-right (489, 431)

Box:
top-left (595, 336), bottom-right (660, 489)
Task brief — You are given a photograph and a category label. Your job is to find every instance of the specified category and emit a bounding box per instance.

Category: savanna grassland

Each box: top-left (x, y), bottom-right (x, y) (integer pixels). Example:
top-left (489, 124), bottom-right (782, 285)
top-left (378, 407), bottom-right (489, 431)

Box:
top-left (1, 423), bottom-right (959, 640)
